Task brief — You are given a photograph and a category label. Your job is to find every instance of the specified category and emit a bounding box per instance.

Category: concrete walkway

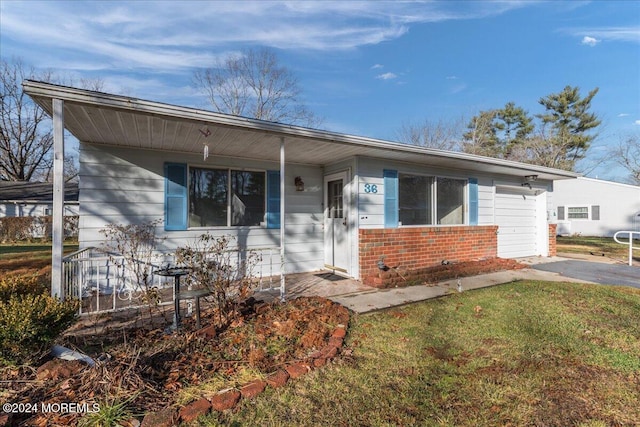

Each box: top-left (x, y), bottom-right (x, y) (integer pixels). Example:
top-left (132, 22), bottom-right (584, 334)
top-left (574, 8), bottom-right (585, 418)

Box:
top-left (260, 254), bottom-right (639, 314)
top-left (328, 256), bottom-right (596, 314)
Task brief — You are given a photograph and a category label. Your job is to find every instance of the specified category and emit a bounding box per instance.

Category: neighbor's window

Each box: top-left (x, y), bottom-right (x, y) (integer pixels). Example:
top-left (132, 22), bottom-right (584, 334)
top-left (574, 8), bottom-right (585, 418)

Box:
top-left (398, 173), bottom-right (466, 226)
top-left (567, 206), bottom-right (589, 220)
top-left (189, 167), bottom-right (265, 227)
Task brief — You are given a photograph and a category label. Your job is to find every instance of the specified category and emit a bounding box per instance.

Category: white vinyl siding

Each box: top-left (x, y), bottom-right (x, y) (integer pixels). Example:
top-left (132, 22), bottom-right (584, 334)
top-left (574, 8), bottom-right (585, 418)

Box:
top-left (78, 144), bottom-right (324, 274)
top-left (554, 177), bottom-right (640, 237)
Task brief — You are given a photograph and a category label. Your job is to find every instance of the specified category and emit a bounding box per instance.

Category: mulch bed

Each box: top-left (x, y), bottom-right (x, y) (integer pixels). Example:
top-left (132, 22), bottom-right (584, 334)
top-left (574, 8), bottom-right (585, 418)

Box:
top-left (1, 296), bottom-right (350, 426)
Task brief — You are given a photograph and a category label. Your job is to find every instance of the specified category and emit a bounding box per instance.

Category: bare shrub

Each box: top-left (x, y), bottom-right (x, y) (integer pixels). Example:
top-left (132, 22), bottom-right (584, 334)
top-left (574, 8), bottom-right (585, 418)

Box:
top-left (174, 233), bottom-right (260, 326)
top-left (0, 216), bottom-right (35, 242)
top-left (100, 219), bottom-right (164, 321)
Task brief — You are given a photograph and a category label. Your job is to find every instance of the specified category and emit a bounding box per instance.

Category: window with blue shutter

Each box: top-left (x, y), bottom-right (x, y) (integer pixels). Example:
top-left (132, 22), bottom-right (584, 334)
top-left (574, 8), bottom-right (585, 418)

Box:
top-left (266, 170), bottom-right (281, 229)
top-left (468, 178), bottom-right (478, 225)
top-left (383, 169), bottom-right (398, 228)
top-left (164, 163), bottom-right (187, 230)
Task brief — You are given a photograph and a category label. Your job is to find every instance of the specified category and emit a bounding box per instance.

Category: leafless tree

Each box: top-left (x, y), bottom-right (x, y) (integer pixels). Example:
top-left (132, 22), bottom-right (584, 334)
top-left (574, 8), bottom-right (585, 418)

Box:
top-left (396, 117), bottom-right (465, 151)
top-left (193, 47), bottom-right (321, 127)
top-left (0, 58), bottom-right (55, 181)
top-left (612, 133), bottom-right (640, 184)
top-left (0, 58), bottom-right (105, 182)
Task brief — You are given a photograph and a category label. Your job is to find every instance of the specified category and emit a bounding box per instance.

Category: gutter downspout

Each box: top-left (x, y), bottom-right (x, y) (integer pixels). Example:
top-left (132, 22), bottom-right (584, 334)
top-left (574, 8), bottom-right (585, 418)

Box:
top-left (51, 99), bottom-right (65, 299)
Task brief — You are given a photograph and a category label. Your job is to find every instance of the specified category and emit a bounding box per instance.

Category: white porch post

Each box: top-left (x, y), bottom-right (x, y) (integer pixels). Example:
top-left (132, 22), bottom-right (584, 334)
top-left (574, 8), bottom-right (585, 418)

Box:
top-left (280, 137), bottom-right (286, 301)
top-left (51, 99), bottom-right (65, 299)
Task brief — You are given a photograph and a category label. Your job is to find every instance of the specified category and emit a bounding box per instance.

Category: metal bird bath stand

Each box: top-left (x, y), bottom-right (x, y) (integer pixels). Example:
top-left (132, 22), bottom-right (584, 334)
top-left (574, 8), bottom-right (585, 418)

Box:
top-left (154, 266), bottom-right (192, 332)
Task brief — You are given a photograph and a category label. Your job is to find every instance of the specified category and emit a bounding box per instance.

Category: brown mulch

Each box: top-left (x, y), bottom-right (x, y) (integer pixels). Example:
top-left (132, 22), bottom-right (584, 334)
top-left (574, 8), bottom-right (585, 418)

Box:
top-left (2, 296), bottom-right (349, 426)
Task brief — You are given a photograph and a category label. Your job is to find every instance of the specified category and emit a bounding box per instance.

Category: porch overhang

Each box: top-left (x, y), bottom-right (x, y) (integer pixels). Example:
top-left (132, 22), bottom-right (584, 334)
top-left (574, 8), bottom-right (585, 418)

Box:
top-left (23, 80), bottom-right (579, 182)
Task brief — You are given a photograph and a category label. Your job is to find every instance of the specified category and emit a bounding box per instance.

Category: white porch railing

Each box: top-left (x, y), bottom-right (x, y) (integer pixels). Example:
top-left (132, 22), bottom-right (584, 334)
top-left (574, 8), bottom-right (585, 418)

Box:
top-left (62, 247), bottom-right (171, 315)
top-left (63, 246), bottom-right (283, 315)
top-left (613, 231), bottom-right (640, 266)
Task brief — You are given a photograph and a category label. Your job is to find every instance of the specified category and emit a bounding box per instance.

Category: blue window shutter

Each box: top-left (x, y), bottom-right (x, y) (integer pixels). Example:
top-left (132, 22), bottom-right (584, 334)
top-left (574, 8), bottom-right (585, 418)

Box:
top-left (164, 163), bottom-right (187, 230)
top-left (383, 169), bottom-right (398, 228)
top-left (266, 170), bottom-right (281, 229)
top-left (468, 178), bottom-right (478, 226)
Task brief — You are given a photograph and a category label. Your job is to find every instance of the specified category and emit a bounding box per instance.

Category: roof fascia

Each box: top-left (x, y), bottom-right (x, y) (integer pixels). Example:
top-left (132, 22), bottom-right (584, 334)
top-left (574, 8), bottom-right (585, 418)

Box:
top-left (23, 80), bottom-right (580, 181)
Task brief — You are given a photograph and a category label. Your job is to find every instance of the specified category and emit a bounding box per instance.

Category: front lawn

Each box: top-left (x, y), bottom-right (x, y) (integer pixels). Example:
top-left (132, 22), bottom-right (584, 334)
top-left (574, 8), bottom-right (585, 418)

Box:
top-left (207, 280), bottom-right (640, 427)
top-left (2, 242), bottom-right (639, 426)
top-left (0, 241), bottom-right (78, 277)
top-left (557, 235), bottom-right (638, 261)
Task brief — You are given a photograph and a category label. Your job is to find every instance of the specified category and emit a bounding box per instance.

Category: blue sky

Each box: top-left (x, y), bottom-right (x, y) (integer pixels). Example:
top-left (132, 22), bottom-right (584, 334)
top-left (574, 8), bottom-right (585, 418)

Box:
top-left (1, 1), bottom-right (639, 181)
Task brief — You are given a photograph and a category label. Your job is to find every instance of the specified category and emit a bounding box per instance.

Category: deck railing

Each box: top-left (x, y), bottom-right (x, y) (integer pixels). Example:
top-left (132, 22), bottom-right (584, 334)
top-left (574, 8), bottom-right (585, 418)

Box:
top-left (63, 246), bottom-right (283, 315)
top-left (62, 247), bottom-right (171, 315)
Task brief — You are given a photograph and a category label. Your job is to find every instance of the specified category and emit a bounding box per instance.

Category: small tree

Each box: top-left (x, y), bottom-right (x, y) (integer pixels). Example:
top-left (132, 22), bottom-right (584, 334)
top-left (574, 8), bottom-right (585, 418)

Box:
top-left (100, 219), bottom-right (164, 318)
top-left (175, 233), bottom-right (260, 327)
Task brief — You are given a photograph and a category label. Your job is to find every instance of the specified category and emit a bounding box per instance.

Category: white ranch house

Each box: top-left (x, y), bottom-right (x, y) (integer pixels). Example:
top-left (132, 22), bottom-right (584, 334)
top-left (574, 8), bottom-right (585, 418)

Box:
top-left (554, 177), bottom-right (640, 237)
top-left (24, 81), bottom-right (578, 301)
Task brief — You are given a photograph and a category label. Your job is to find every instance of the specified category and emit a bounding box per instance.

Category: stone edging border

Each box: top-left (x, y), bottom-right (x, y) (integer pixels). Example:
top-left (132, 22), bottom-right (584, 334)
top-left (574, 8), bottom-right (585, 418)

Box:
top-left (140, 310), bottom-right (350, 426)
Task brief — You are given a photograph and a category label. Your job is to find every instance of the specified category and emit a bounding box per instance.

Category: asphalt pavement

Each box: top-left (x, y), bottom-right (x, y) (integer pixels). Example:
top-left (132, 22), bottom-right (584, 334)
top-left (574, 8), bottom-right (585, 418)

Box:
top-left (533, 259), bottom-right (640, 288)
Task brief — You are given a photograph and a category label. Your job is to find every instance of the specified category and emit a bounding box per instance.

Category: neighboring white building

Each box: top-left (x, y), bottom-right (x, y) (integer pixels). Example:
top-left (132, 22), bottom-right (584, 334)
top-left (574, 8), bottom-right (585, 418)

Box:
top-left (0, 181), bottom-right (79, 218)
top-left (554, 177), bottom-right (640, 237)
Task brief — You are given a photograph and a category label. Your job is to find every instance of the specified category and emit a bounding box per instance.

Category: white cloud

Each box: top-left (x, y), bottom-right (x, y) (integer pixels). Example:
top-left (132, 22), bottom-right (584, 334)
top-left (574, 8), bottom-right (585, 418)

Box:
top-left (567, 26), bottom-right (640, 44)
top-left (635, 120), bottom-right (640, 126)
top-left (446, 75), bottom-right (458, 80)
top-left (618, 113), bottom-right (630, 117)
top-left (581, 36), bottom-right (599, 46)
top-left (371, 64), bottom-right (384, 69)
top-left (0, 0), bottom-right (535, 75)
top-left (376, 72), bottom-right (397, 80)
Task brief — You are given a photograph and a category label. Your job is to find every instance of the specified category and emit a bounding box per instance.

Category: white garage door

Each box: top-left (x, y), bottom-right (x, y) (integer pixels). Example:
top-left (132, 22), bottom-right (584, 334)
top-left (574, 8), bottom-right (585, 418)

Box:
top-left (495, 187), bottom-right (538, 258)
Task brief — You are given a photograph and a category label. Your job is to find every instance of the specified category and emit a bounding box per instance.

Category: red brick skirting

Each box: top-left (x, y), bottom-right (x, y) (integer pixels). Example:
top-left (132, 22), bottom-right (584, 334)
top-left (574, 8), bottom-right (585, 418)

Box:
top-left (548, 224), bottom-right (557, 257)
top-left (360, 226), bottom-right (499, 287)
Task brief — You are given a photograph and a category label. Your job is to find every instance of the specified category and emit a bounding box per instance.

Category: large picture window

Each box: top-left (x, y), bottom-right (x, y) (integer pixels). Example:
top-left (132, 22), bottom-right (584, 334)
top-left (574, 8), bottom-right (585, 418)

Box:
top-left (189, 167), bottom-right (265, 227)
top-left (398, 173), bottom-right (466, 226)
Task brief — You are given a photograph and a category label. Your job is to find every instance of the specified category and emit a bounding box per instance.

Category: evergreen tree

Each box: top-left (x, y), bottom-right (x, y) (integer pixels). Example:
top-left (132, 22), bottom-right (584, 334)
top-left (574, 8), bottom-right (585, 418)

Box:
top-left (537, 86), bottom-right (600, 169)
top-left (463, 102), bottom-right (533, 159)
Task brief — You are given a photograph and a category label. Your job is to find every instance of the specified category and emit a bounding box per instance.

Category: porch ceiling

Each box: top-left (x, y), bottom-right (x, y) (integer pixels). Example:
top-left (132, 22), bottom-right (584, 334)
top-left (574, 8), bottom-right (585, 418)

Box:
top-left (24, 80), bottom-right (579, 181)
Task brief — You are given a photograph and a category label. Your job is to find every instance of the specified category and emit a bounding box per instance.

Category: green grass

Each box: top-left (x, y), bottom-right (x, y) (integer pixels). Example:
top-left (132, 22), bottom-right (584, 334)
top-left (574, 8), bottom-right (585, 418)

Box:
top-left (200, 281), bottom-right (640, 427)
top-left (557, 235), bottom-right (635, 258)
top-left (0, 241), bottom-right (78, 257)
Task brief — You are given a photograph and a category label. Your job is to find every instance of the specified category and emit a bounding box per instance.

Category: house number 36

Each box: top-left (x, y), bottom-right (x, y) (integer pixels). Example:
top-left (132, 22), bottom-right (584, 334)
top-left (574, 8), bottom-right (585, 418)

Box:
top-left (364, 184), bottom-right (378, 193)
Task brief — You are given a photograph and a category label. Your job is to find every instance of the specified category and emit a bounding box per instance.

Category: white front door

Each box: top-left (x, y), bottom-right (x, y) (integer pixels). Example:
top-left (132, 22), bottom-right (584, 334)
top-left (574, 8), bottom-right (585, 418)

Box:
top-left (324, 172), bottom-right (350, 274)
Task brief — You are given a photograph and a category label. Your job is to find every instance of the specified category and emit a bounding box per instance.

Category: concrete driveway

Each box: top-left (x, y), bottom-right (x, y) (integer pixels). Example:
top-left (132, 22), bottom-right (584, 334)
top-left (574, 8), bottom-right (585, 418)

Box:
top-left (533, 259), bottom-right (640, 288)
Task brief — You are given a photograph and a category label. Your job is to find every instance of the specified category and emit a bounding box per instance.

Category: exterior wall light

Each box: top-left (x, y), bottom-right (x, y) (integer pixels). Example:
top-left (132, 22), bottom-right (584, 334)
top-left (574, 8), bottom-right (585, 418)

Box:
top-left (295, 176), bottom-right (304, 191)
